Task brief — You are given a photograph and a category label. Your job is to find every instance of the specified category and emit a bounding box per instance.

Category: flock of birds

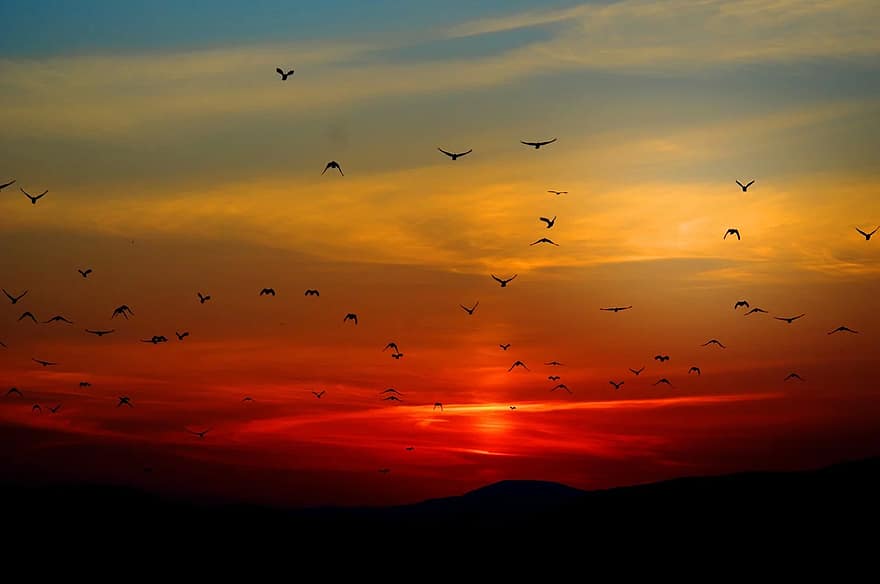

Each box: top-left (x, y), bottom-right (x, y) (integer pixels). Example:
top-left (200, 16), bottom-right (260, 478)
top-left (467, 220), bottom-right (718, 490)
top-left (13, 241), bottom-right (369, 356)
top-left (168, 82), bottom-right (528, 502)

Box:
top-left (1, 66), bottom-right (876, 476)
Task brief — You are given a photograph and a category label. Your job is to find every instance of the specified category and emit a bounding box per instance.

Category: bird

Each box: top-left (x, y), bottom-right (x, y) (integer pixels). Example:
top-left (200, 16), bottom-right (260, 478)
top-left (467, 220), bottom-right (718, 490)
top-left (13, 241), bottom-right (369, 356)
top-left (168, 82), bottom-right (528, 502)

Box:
top-left (629, 367), bottom-right (645, 376)
top-left (78, 268), bottom-right (93, 278)
top-left (654, 378), bottom-right (673, 387)
top-left (322, 161), bottom-right (343, 176)
top-left (688, 366), bottom-right (701, 375)
top-left (784, 373), bottom-right (804, 382)
top-left (304, 289), bottom-right (320, 296)
top-left (18, 311), bottom-right (38, 323)
top-left (117, 396), bottom-right (133, 407)
top-left (491, 274), bottom-right (517, 287)
top-left (3, 289), bottom-right (28, 304)
top-left (405, 446), bottom-right (415, 451)
top-left (545, 361), bottom-right (564, 366)
top-left (175, 331), bottom-right (189, 340)
top-left (111, 305), bottom-right (134, 319)
top-left (259, 288), bottom-right (276, 296)
top-left (79, 382), bottom-right (91, 388)
top-left (438, 147), bottom-right (472, 160)
top-left (0, 341), bottom-right (6, 349)
top-left (539, 216), bottom-right (556, 228)
top-left (6, 388), bottom-right (23, 397)
top-left (600, 306), bottom-right (632, 313)
top-left (276, 67), bottom-right (294, 80)
top-left (33, 358), bottom-right (57, 367)
top-left (141, 335), bottom-right (169, 344)
top-left (312, 390), bottom-right (326, 399)
top-left (0, 179), bottom-right (15, 190)
top-left (383, 342), bottom-right (399, 353)
top-left (197, 292), bottom-right (211, 304)
top-left (32, 404), bottom-right (42, 414)
top-left (609, 381), bottom-right (624, 390)
top-left (736, 180), bottom-right (755, 192)
top-left (530, 238), bottom-right (558, 246)
top-left (521, 138), bottom-right (557, 149)
top-left (724, 228), bottom-right (741, 240)
top-left (547, 190), bottom-right (567, 196)
top-left (48, 404), bottom-right (61, 414)
top-left (775, 314), bottom-right (805, 324)
top-left (550, 384), bottom-right (572, 394)
top-left (391, 352), bottom-right (404, 359)
top-left (186, 428), bottom-right (213, 439)
top-left (548, 375), bottom-right (561, 381)
top-left (460, 301), bottom-right (479, 315)
top-left (734, 300), bottom-right (749, 310)
top-left (343, 313), bottom-right (358, 325)
top-left (654, 355), bottom-right (670, 362)
top-left (20, 188), bottom-right (48, 205)
top-left (828, 326), bottom-right (859, 335)
top-left (43, 315), bottom-right (74, 324)
top-left (745, 307), bottom-right (768, 316)
top-left (381, 388), bottom-right (403, 395)
top-left (433, 402), bottom-right (443, 411)
top-left (856, 226), bottom-right (878, 241)
top-left (509, 361), bottom-right (530, 371)
top-left (242, 396), bottom-right (254, 402)
top-left (499, 344), bottom-right (511, 351)
top-left (382, 395), bottom-right (402, 402)
top-left (509, 406), bottom-right (517, 410)
top-left (378, 468), bottom-right (391, 474)
top-left (85, 329), bottom-right (114, 336)
top-left (701, 339), bottom-right (726, 348)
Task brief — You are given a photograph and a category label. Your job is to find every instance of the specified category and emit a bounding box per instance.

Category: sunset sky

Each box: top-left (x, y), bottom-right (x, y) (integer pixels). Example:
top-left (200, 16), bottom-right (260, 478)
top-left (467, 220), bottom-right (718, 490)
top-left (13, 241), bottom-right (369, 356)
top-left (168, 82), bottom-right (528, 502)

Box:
top-left (1, 0), bottom-right (879, 507)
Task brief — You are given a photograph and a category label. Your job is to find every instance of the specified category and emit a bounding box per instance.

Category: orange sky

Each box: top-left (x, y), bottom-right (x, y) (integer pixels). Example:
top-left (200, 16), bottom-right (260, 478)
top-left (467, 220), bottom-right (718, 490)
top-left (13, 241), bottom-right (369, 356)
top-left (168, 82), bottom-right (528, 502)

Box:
top-left (2, 0), bottom-right (880, 506)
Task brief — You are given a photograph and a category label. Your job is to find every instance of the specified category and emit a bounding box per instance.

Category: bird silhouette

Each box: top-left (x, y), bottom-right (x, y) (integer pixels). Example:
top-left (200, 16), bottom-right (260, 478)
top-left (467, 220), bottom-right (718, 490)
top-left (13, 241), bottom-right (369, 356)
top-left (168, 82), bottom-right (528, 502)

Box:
top-left (186, 428), bottom-right (213, 439)
top-left (539, 216), bottom-right (557, 228)
top-left (20, 188), bottom-right (47, 204)
top-left (547, 190), bottom-right (567, 196)
top-left (197, 292), bottom-right (211, 304)
top-left (499, 344), bottom-right (511, 351)
top-left (32, 404), bottom-right (42, 414)
top-left (85, 329), bottom-right (115, 336)
top-left (509, 406), bottom-right (517, 410)
top-left (544, 361), bottom-right (564, 366)
top-left (0, 341), bottom-right (6, 349)
top-left (43, 315), bottom-right (74, 324)
top-left (548, 375), bottom-right (561, 381)
top-left (381, 388), bottom-right (403, 395)
top-left (521, 138), bottom-right (557, 149)
top-left (828, 326), bottom-right (859, 335)
top-left (33, 358), bottom-right (57, 367)
top-left (433, 402), bottom-right (443, 411)
top-left (141, 335), bottom-right (169, 344)
top-left (6, 388), bottom-right (23, 397)
top-left (654, 355), bottom-right (670, 362)
top-left (405, 446), bottom-right (415, 451)
top-left (460, 301), bottom-right (479, 315)
top-left (734, 300), bottom-right (749, 310)
top-left (609, 381), bottom-right (624, 390)
top-left (509, 360), bottom-right (530, 371)
top-left (629, 367), bottom-right (645, 376)
top-left (322, 161), bottom-right (343, 176)
top-left (550, 384), bottom-right (572, 394)
top-left (701, 339), bottom-right (726, 348)
top-left (175, 331), bottom-right (189, 340)
top-left (79, 381), bottom-right (91, 388)
top-left (242, 396), bottom-right (254, 402)
top-left (391, 352), bottom-right (404, 359)
top-left (784, 373), bottom-right (804, 382)
top-left (378, 468), bottom-right (391, 474)
top-left (343, 313), bottom-right (358, 325)
top-left (312, 390), bottom-right (326, 399)
top-left (383, 395), bottom-right (402, 402)
top-left (276, 67), bottom-right (294, 80)
top-left (0, 179), bottom-right (15, 190)
top-left (600, 306), bottom-right (632, 313)
top-left (438, 147), bottom-right (472, 160)
top-left (49, 404), bottom-right (61, 414)
top-left (745, 307), bottom-right (768, 316)
top-left (724, 228), bottom-right (741, 240)
top-left (775, 314), bottom-right (805, 324)
top-left (18, 311), bottom-right (38, 323)
top-left (530, 237), bottom-right (558, 246)
top-left (688, 366), bottom-right (701, 375)
top-left (492, 274), bottom-right (517, 287)
top-left (736, 180), bottom-right (755, 192)
top-left (260, 288), bottom-right (276, 296)
top-left (3, 289), bottom-right (28, 304)
top-left (111, 305), bottom-right (134, 319)
top-left (304, 289), bottom-right (320, 296)
top-left (78, 268), bottom-right (93, 278)
top-left (383, 342), bottom-right (399, 353)
top-left (654, 378), bottom-right (673, 387)
top-left (117, 396), bottom-right (133, 407)
top-left (856, 226), bottom-right (878, 240)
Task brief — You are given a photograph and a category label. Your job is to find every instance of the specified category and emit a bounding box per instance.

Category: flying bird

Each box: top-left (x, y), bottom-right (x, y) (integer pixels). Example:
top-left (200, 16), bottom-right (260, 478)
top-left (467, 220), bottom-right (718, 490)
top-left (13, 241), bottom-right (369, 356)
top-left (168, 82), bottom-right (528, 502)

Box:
top-left (6, 388), bottom-right (22, 397)
top-left (275, 67), bottom-right (294, 80)
top-left (405, 446), bottom-right (415, 451)
top-left (322, 161), bottom-right (343, 176)
top-left (745, 307), bottom-right (768, 316)
top-left (509, 406), bottom-right (517, 410)
top-left (312, 390), bottom-right (326, 399)
top-left (828, 326), bottom-right (859, 335)
top-left (629, 367), bottom-right (645, 376)
top-left (20, 188), bottom-right (48, 205)
top-left (260, 288), bottom-right (276, 296)
top-left (242, 396), bottom-right (254, 402)
top-left (499, 344), bottom-right (511, 351)
top-left (530, 238), bottom-right (558, 246)
top-left (18, 311), bottom-right (38, 323)
top-left (0, 179), bottom-right (15, 190)
top-left (856, 226), bottom-right (878, 241)
top-left (111, 305), bottom-right (134, 319)
top-left (460, 301), bottom-right (479, 315)
top-left (784, 373), bottom-right (804, 382)
top-left (78, 268), bottom-right (93, 278)
top-left (175, 331), bottom-right (189, 340)
top-left (491, 274), bottom-right (517, 287)
top-left (43, 315), bottom-right (74, 324)
top-left (141, 335), bottom-right (169, 344)
top-left (539, 216), bottom-right (556, 228)
top-left (654, 378), bottom-right (673, 387)
top-left (3, 289), bottom-right (28, 304)
top-left (32, 404), bottom-right (42, 414)
top-left (79, 381), bottom-right (91, 388)
top-left (304, 289), bottom-right (320, 296)
top-left (48, 404), bottom-right (61, 414)
top-left (438, 147), bottom-right (472, 160)
top-left (723, 229), bottom-right (741, 240)
top-left (381, 388), bottom-right (403, 396)
top-left (736, 180), bottom-right (755, 192)
top-left (734, 300), bottom-right (749, 310)
top-left (343, 313), bottom-right (358, 325)
top-left (433, 402), bottom-right (443, 411)
top-left (186, 428), bottom-right (213, 439)
top-left (600, 306), bottom-right (632, 313)
top-left (521, 138), bottom-right (557, 149)
top-left (383, 342), bottom-right (399, 353)
top-left (775, 314), bottom-right (805, 324)
top-left (609, 381), bottom-right (624, 390)
top-left (701, 339), bottom-right (726, 348)
top-left (688, 366), bottom-right (701, 375)
top-left (548, 375), bottom-right (561, 381)
top-left (654, 355), bottom-right (670, 362)
top-left (391, 352), bottom-right (404, 359)
top-left (550, 384), bottom-right (572, 394)
top-left (383, 395), bottom-right (402, 402)
top-left (0, 341), bottom-right (6, 349)
top-left (33, 358), bottom-right (56, 367)
top-left (197, 292), bottom-right (211, 304)
top-left (544, 361), bottom-right (564, 366)
top-left (85, 329), bottom-right (114, 336)
top-left (547, 190), bottom-right (567, 196)
top-left (508, 360), bottom-right (530, 371)
top-left (117, 396), bottom-right (133, 407)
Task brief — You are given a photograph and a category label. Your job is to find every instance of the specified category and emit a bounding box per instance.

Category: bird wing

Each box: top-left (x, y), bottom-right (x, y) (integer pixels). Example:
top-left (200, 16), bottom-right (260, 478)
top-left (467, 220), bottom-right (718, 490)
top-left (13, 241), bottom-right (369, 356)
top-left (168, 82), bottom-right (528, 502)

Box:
top-left (0, 179), bottom-right (15, 190)
top-left (521, 141), bottom-right (536, 146)
top-left (736, 180), bottom-right (744, 188)
top-left (491, 274), bottom-right (503, 283)
top-left (461, 149), bottom-right (473, 156)
top-left (437, 148), bottom-right (454, 157)
top-left (870, 227), bottom-right (880, 235)
top-left (34, 191), bottom-right (47, 200)
top-left (2, 289), bottom-right (12, 301)
top-left (856, 228), bottom-right (868, 237)
top-left (539, 217), bottom-right (551, 225)
top-left (276, 67), bottom-right (284, 75)
top-left (746, 180), bottom-right (755, 188)
top-left (540, 138), bottom-right (557, 145)
top-left (321, 164), bottom-right (329, 175)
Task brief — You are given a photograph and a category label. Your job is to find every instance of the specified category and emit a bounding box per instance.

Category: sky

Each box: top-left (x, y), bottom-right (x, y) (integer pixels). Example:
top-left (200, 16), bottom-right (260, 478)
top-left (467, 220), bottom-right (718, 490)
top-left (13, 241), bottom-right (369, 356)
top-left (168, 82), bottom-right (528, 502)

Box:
top-left (1, 0), bottom-right (879, 507)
